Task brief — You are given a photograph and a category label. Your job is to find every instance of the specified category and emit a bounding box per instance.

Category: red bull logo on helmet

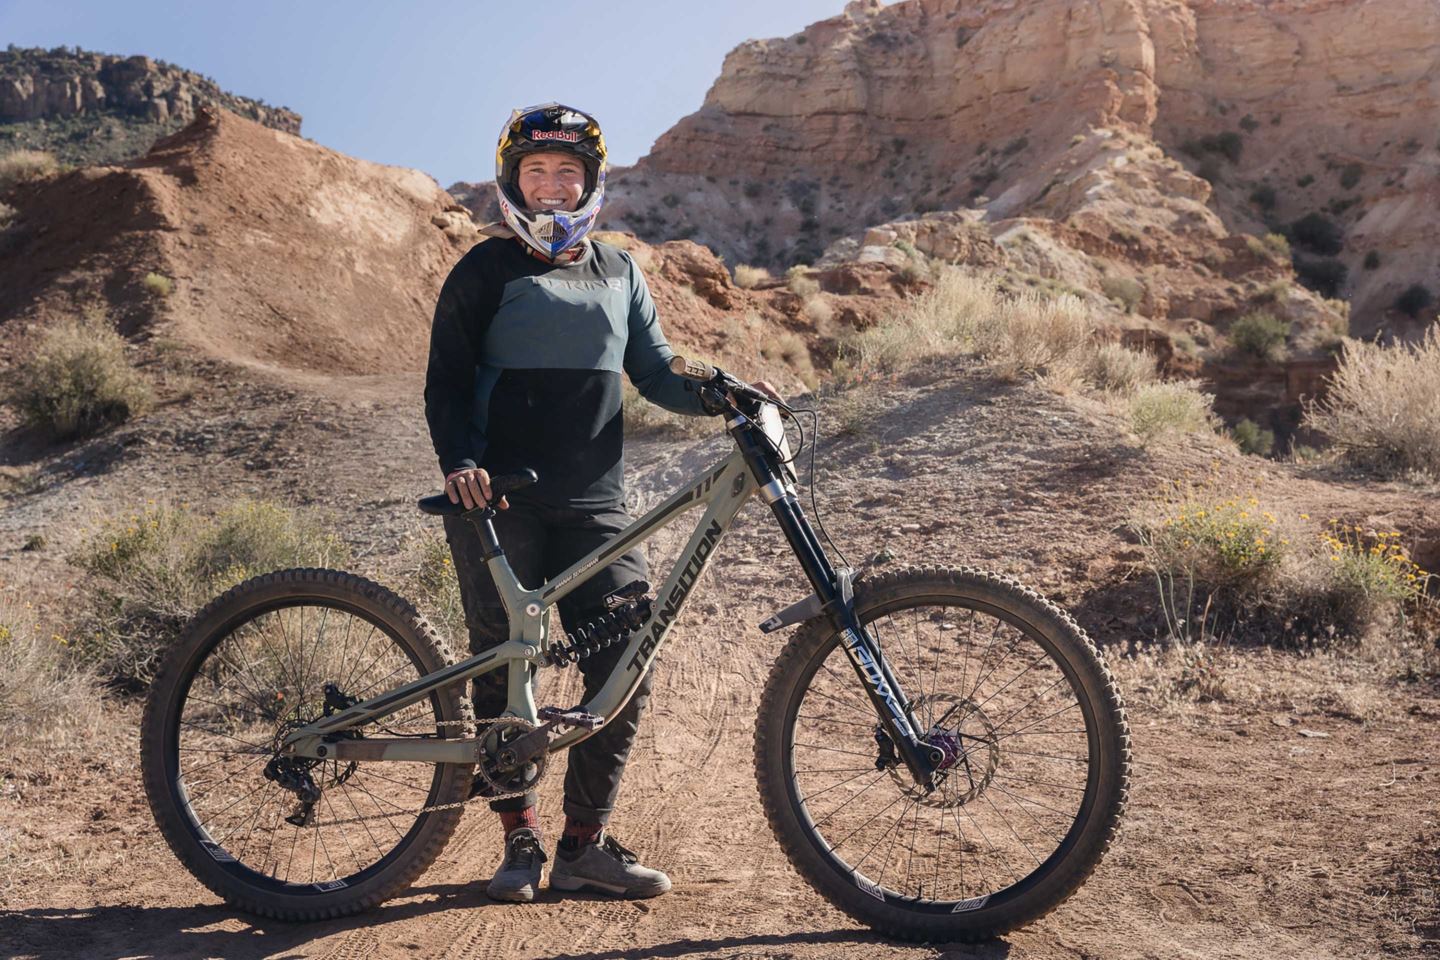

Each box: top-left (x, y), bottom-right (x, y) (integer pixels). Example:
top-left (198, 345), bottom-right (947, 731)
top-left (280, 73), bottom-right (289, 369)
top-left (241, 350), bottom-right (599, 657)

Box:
top-left (531, 129), bottom-right (582, 143)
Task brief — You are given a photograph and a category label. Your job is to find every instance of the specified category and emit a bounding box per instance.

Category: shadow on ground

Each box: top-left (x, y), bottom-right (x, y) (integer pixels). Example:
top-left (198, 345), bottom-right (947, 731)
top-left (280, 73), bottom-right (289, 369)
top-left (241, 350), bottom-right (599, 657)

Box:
top-left (1, 884), bottom-right (1014, 960)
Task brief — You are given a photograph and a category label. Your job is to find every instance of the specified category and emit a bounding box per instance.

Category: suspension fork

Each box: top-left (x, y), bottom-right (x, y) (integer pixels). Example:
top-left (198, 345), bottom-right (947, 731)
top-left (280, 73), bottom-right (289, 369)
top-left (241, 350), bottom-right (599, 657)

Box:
top-left (731, 417), bottom-right (941, 786)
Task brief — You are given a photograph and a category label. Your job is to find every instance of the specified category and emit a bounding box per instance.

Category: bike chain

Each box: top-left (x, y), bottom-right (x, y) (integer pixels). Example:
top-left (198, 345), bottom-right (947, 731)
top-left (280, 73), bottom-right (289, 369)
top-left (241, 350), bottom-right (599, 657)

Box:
top-left (295, 717), bottom-right (542, 829)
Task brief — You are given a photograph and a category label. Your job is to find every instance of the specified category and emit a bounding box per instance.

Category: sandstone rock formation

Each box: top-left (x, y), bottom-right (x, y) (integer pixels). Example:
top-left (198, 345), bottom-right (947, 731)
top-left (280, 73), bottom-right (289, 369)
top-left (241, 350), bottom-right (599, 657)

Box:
top-left (586, 0), bottom-right (1434, 346)
top-left (0, 46), bottom-right (301, 166)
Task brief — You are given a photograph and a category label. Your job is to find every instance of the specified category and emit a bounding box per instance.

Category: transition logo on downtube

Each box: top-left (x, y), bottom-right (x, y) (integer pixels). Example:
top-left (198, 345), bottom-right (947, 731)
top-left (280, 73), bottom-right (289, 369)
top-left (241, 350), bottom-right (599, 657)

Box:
top-left (840, 628), bottom-right (914, 739)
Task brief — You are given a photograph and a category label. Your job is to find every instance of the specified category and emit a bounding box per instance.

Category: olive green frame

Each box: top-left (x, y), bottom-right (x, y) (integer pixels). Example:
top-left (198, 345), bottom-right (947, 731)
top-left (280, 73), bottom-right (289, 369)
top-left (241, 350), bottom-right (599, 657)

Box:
top-left (280, 449), bottom-right (757, 765)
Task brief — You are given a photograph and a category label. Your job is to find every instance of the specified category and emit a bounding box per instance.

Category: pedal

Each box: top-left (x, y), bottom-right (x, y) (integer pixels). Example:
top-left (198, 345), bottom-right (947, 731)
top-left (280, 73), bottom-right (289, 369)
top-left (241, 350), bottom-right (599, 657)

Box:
top-left (538, 706), bottom-right (605, 731)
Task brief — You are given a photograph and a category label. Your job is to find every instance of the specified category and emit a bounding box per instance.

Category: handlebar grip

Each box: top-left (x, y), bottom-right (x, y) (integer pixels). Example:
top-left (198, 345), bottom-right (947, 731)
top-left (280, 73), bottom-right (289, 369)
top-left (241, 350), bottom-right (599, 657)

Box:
top-left (669, 356), bottom-right (716, 382)
top-left (417, 468), bottom-right (539, 516)
top-left (490, 468), bottom-right (539, 498)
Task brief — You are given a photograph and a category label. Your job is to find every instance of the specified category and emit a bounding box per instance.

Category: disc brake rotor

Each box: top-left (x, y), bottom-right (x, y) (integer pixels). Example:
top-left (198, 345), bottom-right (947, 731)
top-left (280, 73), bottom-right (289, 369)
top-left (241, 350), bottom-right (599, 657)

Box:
top-left (887, 692), bottom-right (1001, 808)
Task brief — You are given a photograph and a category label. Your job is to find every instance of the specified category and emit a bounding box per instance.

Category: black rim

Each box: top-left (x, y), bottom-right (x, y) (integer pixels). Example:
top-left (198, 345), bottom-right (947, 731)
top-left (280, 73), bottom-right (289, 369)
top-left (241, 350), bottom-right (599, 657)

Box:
top-left (782, 593), bottom-right (1101, 914)
top-left (160, 591), bottom-right (456, 896)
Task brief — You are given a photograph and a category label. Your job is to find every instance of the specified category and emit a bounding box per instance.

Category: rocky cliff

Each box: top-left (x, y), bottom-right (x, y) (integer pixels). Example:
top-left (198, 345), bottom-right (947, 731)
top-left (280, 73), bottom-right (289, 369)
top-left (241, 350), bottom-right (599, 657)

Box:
top-left (586, 0), bottom-right (1435, 347)
top-left (0, 46), bottom-right (301, 167)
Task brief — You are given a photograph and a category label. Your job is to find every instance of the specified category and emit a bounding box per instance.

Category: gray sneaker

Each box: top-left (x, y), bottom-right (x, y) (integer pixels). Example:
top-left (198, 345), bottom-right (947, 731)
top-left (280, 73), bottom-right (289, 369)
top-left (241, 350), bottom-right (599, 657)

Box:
top-left (486, 827), bottom-right (547, 902)
top-left (549, 833), bottom-right (671, 899)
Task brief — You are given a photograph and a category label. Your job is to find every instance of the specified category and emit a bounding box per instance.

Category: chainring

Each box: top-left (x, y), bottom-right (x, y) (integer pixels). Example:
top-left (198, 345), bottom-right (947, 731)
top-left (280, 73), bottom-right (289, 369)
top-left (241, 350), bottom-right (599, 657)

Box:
top-left (474, 717), bottom-right (548, 797)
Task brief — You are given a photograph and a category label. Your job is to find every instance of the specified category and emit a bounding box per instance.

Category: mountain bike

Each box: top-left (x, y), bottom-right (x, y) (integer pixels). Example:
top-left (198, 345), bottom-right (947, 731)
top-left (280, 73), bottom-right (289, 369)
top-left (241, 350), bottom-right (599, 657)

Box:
top-left (140, 358), bottom-right (1130, 942)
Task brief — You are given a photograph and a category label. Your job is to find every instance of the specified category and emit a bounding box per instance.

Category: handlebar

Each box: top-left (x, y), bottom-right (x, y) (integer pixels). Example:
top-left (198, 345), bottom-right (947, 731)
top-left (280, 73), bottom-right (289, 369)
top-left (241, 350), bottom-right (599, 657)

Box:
top-left (669, 356), bottom-right (789, 414)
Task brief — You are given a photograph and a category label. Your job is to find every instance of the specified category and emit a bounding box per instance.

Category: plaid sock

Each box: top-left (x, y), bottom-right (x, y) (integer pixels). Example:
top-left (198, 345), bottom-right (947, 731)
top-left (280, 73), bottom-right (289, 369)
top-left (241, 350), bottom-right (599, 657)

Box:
top-left (499, 806), bottom-right (540, 838)
top-left (561, 817), bottom-right (603, 847)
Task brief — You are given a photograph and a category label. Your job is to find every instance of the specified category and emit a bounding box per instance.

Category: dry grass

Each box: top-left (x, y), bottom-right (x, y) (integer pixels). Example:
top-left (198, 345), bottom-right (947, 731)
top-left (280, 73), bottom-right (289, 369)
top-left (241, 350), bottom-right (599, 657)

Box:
top-left (5, 307), bottom-right (153, 441)
top-left (1128, 381), bottom-right (1218, 445)
top-left (69, 500), bottom-right (350, 689)
top-left (1086, 342), bottom-right (1158, 394)
top-left (0, 149), bottom-right (58, 191)
top-left (0, 597), bottom-right (105, 747)
top-left (1303, 327), bottom-right (1440, 479)
top-left (836, 268), bottom-right (1101, 390)
top-left (405, 534), bottom-right (466, 645)
top-left (733, 264), bottom-right (771, 289)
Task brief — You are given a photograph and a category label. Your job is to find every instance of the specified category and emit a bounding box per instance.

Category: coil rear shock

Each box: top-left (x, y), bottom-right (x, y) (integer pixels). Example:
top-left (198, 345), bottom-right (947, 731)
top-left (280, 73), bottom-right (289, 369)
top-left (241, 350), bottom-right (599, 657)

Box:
top-left (544, 580), bottom-right (653, 666)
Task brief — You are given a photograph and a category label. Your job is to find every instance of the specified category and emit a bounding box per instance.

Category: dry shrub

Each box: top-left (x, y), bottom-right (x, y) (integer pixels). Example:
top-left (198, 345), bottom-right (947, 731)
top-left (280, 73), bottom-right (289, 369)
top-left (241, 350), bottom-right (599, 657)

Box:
top-left (1085, 342), bottom-right (1157, 395)
top-left (802, 295), bottom-right (833, 325)
top-left (1100, 275), bottom-right (1144, 313)
top-left (0, 149), bottom-right (58, 191)
top-left (981, 291), bottom-right (1096, 385)
top-left (1304, 328), bottom-right (1440, 479)
top-left (6, 308), bottom-right (153, 440)
top-left (70, 501), bottom-right (350, 689)
top-left (1131, 479), bottom-right (1434, 646)
top-left (733, 264), bottom-right (771, 289)
top-left (622, 378), bottom-right (713, 439)
top-left (0, 201), bottom-right (14, 230)
top-left (0, 599), bottom-right (104, 745)
top-left (142, 272), bottom-right (173, 298)
top-left (760, 330), bottom-right (819, 391)
top-left (787, 266), bottom-right (820, 298)
top-left (1128, 381), bottom-right (1218, 445)
top-left (835, 268), bottom-right (1101, 390)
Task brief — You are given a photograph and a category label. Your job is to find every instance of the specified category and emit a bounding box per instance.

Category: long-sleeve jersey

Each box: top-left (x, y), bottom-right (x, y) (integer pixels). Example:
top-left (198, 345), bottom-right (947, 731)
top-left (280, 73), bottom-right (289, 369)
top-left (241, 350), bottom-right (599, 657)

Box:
top-left (424, 236), bottom-right (706, 508)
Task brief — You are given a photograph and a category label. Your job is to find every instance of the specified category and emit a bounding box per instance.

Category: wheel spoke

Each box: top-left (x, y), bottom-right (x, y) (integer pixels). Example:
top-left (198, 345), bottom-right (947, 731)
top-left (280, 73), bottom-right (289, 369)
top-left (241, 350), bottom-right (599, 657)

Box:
top-left (782, 587), bottom-right (1117, 911)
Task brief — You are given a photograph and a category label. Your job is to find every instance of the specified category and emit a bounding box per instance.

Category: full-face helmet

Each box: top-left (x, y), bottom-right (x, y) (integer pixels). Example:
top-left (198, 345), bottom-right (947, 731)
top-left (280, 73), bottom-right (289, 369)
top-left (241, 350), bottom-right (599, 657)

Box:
top-left (495, 102), bottom-right (607, 258)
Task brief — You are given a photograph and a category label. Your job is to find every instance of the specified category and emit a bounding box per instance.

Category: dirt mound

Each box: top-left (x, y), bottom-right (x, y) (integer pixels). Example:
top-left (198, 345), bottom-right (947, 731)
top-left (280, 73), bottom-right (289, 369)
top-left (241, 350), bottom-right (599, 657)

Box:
top-left (1, 106), bottom-right (478, 377)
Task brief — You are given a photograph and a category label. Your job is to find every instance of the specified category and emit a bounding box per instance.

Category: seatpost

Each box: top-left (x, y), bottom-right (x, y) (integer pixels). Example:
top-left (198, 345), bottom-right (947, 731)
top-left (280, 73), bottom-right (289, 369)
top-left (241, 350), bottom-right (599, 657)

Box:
top-left (466, 507), bottom-right (504, 561)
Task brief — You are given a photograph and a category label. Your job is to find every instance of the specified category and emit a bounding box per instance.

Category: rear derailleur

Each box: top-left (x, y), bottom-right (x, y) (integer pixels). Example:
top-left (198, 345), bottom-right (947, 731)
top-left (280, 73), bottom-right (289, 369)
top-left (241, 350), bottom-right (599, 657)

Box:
top-left (265, 682), bottom-right (361, 827)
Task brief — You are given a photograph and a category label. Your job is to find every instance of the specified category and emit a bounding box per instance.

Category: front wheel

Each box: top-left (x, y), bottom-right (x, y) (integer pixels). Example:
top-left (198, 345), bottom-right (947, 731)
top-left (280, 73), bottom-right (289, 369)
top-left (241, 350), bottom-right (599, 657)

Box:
top-left (754, 566), bottom-right (1130, 942)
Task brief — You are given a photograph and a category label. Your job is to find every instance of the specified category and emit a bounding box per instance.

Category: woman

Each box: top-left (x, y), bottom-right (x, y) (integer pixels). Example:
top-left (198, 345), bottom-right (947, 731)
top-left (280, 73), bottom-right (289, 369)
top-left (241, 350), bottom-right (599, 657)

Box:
top-left (425, 103), bottom-right (777, 903)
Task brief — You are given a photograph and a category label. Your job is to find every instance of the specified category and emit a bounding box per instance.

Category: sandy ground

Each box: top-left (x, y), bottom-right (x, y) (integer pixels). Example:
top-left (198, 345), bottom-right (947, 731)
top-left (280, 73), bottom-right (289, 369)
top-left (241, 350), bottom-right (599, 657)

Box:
top-left (2, 359), bottom-right (1437, 959)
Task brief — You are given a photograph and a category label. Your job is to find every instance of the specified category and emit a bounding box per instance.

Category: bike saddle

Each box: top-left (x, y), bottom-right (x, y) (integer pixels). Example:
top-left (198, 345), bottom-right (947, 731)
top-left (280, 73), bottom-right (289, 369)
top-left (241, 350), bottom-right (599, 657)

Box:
top-left (417, 468), bottom-right (539, 516)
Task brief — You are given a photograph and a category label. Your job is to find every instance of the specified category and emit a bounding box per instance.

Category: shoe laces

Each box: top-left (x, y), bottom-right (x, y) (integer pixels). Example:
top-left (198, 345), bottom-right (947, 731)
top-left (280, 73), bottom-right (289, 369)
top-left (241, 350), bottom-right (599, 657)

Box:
top-left (504, 829), bottom-right (547, 868)
top-left (598, 833), bottom-right (638, 865)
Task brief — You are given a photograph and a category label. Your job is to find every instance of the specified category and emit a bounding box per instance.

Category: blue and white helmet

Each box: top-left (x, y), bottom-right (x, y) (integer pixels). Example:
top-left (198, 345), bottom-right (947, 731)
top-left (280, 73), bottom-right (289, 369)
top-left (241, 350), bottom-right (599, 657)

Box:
top-left (495, 102), bottom-right (607, 258)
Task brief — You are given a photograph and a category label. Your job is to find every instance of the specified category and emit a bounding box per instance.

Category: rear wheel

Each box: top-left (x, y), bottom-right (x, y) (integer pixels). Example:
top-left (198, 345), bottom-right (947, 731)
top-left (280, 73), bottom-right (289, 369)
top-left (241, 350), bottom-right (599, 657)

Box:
top-left (754, 566), bottom-right (1129, 942)
top-left (140, 568), bottom-right (474, 920)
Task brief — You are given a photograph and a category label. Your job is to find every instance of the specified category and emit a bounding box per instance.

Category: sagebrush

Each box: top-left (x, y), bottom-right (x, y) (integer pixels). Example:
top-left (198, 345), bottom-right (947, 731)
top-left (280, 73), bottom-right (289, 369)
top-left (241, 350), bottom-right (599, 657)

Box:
top-left (6, 308), bottom-right (153, 440)
top-left (70, 501), bottom-right (350, 688)
top-left (1303, 327), bottom-right (1440, 479)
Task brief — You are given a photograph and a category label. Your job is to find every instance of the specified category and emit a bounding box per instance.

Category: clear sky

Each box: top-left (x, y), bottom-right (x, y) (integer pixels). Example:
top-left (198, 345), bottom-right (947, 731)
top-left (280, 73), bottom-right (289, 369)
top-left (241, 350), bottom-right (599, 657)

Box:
top-left (0, 0), bottom-right (867, 187)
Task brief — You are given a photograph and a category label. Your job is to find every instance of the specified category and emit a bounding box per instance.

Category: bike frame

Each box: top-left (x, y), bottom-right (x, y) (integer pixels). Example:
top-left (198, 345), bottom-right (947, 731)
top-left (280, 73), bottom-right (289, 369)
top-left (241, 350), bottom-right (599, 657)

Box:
top-left (281, 403), bottom-right (942, 785)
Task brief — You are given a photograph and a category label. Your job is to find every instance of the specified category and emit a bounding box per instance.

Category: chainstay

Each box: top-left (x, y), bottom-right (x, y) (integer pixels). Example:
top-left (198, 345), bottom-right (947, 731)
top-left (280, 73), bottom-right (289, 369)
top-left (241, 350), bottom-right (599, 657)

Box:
top-left (285, 717), bottom-right (537, 828)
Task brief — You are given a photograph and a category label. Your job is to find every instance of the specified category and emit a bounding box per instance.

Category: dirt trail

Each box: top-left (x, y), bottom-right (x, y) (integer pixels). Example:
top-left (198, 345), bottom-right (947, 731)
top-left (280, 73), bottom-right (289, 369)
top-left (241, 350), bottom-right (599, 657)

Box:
top-left (2, 359), bottom-right (1437, 959)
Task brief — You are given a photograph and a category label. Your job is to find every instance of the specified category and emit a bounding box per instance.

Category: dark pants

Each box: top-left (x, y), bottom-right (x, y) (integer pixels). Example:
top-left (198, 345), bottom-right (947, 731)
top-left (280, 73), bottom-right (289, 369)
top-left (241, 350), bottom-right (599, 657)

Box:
top-left (443, 497), bottom-right (652, 825)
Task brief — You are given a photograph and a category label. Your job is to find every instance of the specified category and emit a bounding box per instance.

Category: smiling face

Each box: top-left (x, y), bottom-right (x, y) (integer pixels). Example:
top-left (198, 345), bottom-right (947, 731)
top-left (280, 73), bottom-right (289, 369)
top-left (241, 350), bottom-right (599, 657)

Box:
top-left (517, 151), bottom-right (586, 213)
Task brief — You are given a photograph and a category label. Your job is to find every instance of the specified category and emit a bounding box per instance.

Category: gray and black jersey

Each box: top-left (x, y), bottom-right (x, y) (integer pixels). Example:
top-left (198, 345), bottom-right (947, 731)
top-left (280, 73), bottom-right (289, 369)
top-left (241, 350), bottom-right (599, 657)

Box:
top-left (424, 237), bottom-right (706, 508)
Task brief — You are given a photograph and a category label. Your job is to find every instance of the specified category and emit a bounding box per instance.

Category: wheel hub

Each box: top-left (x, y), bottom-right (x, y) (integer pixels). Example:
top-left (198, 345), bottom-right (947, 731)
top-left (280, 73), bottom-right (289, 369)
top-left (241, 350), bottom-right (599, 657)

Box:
top-left (883, 692), bottom-right (1002, 808)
